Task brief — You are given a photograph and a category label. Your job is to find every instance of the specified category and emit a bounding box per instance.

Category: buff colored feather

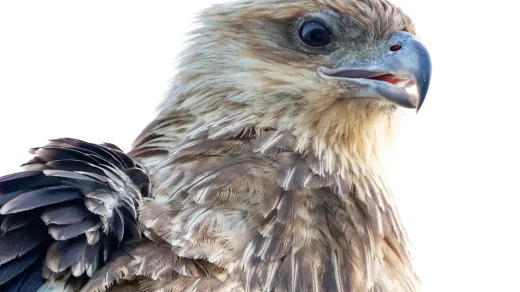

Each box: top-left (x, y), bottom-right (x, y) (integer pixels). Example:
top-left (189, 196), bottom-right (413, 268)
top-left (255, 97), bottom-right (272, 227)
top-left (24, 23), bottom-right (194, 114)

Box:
top-left (0, 0), bottom-right (424, 291)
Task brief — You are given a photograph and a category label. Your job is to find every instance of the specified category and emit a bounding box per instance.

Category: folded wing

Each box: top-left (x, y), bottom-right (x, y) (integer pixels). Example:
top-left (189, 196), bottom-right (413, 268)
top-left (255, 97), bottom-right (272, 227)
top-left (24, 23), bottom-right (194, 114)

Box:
top-left (0, 138), bottom-right (150, 291)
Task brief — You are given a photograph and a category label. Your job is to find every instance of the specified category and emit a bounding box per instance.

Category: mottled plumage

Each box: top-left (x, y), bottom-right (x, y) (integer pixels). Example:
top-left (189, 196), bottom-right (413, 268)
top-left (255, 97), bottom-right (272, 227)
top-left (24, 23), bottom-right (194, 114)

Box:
top-left (0, 0), bottom-right (432, 291)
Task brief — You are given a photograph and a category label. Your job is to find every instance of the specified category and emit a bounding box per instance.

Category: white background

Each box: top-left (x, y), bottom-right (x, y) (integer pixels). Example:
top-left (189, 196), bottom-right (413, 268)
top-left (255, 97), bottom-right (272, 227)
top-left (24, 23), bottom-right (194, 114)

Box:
top-left (0, 1), bottom-right (518, 291)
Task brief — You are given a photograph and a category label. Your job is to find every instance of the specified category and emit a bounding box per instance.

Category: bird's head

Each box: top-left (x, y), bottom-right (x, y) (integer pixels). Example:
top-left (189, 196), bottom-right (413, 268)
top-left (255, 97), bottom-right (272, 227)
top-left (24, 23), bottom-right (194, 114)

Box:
top-left (164, 0), bottom-right (431, 173)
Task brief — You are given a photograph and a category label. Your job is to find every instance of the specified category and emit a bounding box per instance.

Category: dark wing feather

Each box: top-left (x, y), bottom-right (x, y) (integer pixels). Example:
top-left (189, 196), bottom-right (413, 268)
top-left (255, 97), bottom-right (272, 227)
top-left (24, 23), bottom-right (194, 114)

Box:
top-left (0, 221), bottom-right (48, 265)
top-left (0, 245), bottom-right (44, 285)
top-left (3, 260), bottom-right (45, 292)
top-left (40, 203), bottom-right (90, 225)
top-left (0, 138), bottom-right (150, 291)
top-left (1, 186), bottom-right (83, 214)
top-left (48, 217), bottom-right (99, 241)
top-left (1, 211), bottom-right (36, 232)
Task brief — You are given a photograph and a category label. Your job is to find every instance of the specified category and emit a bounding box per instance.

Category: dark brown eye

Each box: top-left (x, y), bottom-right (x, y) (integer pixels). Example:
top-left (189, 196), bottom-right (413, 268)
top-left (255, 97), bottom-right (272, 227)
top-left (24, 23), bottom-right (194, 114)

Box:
top-left (299, 21), bottom-right (331, 47)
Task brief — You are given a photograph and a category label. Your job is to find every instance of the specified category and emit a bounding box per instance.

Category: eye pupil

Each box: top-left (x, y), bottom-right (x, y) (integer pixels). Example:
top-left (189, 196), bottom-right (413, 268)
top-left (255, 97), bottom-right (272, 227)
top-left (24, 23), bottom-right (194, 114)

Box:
top-left (300, 21), bottom-right (331, 47)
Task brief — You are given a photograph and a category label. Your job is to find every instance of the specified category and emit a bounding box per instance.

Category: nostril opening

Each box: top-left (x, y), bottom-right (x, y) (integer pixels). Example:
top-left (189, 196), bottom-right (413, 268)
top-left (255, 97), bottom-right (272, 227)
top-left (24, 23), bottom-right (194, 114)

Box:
top-left (390, 44), bottom-right (402, 52)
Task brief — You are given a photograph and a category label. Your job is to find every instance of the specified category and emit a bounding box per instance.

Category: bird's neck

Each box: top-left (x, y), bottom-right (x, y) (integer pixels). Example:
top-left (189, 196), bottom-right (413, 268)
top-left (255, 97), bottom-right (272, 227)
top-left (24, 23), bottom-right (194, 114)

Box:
top-left (138, 98), bottom-right (398, 191)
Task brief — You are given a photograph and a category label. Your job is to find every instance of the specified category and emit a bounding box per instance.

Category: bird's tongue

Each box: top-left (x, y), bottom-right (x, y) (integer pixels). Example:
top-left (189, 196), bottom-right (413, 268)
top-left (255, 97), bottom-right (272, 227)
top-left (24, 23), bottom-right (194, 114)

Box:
top-left (370, 73), bottom-right (406, 85)
top-left (327, 70), bottom-right (413, 87)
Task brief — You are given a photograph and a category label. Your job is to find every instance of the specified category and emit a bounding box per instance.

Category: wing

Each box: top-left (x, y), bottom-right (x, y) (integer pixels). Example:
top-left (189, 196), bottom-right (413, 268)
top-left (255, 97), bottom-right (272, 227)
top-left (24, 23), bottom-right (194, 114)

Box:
top-left (0, 138), bottom-right (150, 291)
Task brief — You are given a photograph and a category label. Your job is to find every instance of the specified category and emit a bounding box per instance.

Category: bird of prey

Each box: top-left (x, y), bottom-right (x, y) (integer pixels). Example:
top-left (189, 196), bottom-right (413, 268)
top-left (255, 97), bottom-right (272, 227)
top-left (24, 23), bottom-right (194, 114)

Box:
top-left (0, 0), bottom-right (431, 291)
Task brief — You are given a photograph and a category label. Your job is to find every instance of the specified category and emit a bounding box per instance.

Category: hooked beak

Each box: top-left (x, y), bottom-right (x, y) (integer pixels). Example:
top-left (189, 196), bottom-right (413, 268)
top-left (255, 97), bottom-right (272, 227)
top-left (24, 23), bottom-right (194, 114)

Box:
top-left (317, 32), bottom-right (432, 111)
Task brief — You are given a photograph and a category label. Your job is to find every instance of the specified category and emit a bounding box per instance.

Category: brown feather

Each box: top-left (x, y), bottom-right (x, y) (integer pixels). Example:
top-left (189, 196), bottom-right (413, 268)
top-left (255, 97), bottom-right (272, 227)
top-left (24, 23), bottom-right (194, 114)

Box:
top-left (1, 0), bottom-right (423, 291)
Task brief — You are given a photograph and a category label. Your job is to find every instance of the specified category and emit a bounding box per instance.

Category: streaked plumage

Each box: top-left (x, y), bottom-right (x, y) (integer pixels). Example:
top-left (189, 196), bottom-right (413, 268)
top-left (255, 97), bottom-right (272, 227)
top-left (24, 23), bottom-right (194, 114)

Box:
top-left (0, 0), bottom-right (432, 291)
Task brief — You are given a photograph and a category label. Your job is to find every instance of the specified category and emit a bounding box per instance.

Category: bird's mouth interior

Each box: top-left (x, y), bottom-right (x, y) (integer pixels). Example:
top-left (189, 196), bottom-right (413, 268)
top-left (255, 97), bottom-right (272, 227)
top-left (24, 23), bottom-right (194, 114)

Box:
top-left (325, 69), bottom-right (418, 98)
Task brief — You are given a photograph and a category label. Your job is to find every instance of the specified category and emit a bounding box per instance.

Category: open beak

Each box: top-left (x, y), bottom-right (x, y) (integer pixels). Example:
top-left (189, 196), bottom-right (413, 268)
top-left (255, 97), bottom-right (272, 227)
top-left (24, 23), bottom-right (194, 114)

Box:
top-left (317, 32), bottom-right (432, 111)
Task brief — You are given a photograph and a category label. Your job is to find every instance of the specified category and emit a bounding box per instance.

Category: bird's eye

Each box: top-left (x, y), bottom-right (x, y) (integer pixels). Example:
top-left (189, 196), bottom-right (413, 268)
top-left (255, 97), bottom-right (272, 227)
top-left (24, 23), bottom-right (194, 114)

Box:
top-left (299, 21), bottom-right (331, 47)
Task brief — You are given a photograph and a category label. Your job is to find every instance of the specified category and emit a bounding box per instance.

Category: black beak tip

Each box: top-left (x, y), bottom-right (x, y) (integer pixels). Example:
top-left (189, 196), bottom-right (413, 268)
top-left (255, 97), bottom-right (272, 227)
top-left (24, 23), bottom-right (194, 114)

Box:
top-left (414, 43), bottom-right (432, 113)
top-left (416, 79), bottom-right (430, 112)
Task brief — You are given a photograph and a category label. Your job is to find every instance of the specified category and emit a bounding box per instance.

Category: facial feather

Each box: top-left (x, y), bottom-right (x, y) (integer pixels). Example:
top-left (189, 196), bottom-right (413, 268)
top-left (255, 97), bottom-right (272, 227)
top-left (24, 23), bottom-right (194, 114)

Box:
top-left (151, 0), bottom-right (415, 176)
